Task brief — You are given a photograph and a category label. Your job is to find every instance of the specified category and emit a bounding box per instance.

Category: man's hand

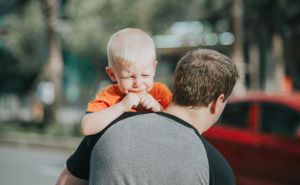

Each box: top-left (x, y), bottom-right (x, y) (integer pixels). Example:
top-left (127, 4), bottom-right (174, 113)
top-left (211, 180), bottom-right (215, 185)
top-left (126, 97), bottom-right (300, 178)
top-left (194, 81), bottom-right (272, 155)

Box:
top-left (56, 167), bottom-right (88, 185)
top-left (139, 93), bottom-right (162, 112)
top-left (120, 93), bottom-right (141, 111)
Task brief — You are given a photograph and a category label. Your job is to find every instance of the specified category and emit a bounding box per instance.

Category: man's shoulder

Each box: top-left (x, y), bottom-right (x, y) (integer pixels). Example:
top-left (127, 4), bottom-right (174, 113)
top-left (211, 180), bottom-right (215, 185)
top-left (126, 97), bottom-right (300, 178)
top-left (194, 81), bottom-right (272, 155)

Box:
top-left (116, 112), bottom-right (147, 121)
top-left (101, 112), bottom-right (204, 147)
top-left (99, 112), bottom-right (200, 141)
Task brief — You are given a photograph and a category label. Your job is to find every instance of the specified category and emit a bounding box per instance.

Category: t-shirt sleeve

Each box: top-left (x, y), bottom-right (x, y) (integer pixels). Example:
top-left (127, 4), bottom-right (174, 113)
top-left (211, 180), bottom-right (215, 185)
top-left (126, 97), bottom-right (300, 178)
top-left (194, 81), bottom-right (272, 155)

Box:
top-left (151, 82), bottom-right (172, 108)
top-left (200, 136), bottom-right (236, 185)
top-left (66, 136), bottom-right (98, 180)
top-left (86, 96), bottom-right (110, 113)
top-left (66, 112), bottom-right (140, 180)
top-left (86, 85), bottom-right (122, 113)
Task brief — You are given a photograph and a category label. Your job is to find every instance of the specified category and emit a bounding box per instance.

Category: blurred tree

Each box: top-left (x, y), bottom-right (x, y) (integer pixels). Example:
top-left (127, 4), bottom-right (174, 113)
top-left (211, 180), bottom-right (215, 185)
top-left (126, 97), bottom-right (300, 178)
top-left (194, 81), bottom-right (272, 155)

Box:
top-left (3, 0), bottom-right (63, 123)
top-left (244, 0), bottom-right (300, 91)
top-left (62, 0), bottom-right (205, 57)
top-left (183, 0), bottom-right (300, 92)
top-left (2, 0), bottom-right (46, 95)
top-left (41, 0), bottom-right (64, 122)
top-left (280, 0), bottom-right (300, 90)
top-left (230, 0), bottom-right (246, 95)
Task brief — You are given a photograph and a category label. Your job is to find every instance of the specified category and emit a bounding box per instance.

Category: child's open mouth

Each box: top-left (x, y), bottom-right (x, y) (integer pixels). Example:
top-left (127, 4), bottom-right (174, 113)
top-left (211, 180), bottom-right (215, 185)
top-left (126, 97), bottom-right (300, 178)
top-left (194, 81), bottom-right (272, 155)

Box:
top-left (128, 90), bottom-right (145, 94)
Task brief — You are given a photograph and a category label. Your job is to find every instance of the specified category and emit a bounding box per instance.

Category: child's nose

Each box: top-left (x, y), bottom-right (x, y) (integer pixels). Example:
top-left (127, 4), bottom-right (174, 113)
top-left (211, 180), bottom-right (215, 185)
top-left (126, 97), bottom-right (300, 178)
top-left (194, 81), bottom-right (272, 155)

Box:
top-left (133, 77), bottom-right (142, 87)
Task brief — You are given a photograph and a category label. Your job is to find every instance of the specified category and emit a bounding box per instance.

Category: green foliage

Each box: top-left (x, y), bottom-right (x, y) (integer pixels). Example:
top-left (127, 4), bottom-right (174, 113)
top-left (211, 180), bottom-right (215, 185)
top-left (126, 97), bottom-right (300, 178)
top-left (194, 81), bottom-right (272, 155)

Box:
top-left (2, 0), bottom-right (300, 95)
top-left (61, 0), bottom-right (107, 58)
top-left (1, 0), bottom-right (46, 94)
top-left (244, 0), bottom-right (300, 38)
top-left (5, 0), bottom-right (46, 71)
top-left (62, 0), bottom-right (207, 59)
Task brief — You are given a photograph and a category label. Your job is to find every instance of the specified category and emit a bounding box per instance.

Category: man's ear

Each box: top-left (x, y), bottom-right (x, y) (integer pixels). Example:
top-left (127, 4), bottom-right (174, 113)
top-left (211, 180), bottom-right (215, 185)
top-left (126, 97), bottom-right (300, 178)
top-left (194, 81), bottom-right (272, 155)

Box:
top-left (106, 66), bottom-right (117, 82)
top-left (210, 94), bottom-right (225, 114)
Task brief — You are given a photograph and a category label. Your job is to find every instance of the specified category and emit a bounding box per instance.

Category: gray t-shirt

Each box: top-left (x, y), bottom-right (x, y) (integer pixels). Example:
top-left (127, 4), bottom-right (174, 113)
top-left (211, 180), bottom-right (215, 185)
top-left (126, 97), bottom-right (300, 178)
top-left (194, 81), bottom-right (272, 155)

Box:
top-left (67, 112), bottom-right (235, 185)
top-left (90, 113), bottom-right (209, 185)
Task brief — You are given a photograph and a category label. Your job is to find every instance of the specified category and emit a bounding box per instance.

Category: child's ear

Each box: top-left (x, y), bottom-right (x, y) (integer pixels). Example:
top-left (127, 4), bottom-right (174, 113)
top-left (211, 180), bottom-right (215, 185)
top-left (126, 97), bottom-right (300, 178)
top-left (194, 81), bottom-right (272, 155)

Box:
top-left (106, 66), bottom-right (117, 82)
top-left (153, 60), bottom-right (158, 75)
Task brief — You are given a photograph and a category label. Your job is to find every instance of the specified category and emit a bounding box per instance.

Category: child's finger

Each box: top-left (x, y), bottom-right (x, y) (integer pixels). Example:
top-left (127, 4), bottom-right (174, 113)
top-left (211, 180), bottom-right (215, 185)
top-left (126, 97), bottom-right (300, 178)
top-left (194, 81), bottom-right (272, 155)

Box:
top-left (143, 98), bottom-right (153, 108)
top-left (151, 106), bottom-right (160, 112)
top-left (145, 101), bottom-right (154, 109)
top-left (140, 93), bottom-right (148, 102)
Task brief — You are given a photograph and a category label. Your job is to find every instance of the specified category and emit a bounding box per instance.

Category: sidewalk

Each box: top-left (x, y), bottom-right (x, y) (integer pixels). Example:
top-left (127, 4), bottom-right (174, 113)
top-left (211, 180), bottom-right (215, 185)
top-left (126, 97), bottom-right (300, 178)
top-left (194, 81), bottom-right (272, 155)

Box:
top-left (0, 132), bottom-right (82, 152)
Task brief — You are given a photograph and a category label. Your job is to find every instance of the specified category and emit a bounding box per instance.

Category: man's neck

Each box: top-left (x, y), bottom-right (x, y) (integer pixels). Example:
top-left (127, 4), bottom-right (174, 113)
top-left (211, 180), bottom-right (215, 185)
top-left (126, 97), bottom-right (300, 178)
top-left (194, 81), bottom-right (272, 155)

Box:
top-left (163, 103), bottom-right (212, 134)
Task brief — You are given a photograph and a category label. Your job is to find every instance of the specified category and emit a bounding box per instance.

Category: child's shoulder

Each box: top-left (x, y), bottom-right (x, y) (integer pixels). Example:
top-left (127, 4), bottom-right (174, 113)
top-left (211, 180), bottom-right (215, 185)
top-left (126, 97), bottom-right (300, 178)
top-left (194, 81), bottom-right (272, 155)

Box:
top-left (104, 84), bottom-right (119, 91)
top-left (152, 82), bottom-right (171, 93)
top-left (153, 82), bottom-right (168, 88)
top-left (97, 84), bottom-right (121, 96)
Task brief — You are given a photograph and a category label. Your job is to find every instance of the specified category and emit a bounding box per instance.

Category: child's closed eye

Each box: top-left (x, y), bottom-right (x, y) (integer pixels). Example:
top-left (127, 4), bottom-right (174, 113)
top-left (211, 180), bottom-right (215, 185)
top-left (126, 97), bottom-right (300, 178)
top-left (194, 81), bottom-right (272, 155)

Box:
top-left (121, 76), bottom-right (131, 79)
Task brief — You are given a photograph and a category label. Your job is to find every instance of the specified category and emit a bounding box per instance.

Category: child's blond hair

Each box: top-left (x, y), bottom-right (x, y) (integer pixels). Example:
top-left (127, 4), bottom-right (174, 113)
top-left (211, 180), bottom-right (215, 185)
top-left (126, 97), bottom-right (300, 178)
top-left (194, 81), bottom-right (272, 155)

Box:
top-left (107, 28), bottom-right (156, 68)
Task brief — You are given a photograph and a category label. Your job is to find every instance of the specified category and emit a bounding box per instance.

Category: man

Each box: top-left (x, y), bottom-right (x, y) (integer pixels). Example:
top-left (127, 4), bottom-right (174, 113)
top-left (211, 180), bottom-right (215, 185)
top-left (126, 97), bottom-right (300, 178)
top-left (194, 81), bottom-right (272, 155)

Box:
top-left (56, 48), bottom-right (239, 185)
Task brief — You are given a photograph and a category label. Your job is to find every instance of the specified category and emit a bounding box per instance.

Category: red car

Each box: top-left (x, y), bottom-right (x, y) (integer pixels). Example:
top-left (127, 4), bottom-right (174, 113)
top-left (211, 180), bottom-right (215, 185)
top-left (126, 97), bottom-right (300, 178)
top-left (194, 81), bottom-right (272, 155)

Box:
top-left (204, 93), bottom-right (300, 185)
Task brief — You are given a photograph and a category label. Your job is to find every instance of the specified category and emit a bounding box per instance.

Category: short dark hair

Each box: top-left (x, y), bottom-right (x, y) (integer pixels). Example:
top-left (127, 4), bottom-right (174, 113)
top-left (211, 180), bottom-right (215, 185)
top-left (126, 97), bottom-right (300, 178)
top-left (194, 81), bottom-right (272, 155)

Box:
top-left (172, 48), bottom-right (239, 107)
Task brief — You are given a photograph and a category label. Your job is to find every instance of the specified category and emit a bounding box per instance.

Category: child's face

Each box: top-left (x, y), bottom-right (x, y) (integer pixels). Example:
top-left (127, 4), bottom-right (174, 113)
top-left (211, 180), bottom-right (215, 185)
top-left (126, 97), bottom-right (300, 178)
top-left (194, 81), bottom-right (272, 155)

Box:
top-left (106, 59), bottom-right (157, 94)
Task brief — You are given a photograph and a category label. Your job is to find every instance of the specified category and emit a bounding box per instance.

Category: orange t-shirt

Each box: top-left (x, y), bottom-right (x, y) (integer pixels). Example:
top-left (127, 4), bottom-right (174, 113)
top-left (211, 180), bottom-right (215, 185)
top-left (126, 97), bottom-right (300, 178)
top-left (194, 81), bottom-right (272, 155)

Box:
top-left (86, 82), bottom-right (172, 113)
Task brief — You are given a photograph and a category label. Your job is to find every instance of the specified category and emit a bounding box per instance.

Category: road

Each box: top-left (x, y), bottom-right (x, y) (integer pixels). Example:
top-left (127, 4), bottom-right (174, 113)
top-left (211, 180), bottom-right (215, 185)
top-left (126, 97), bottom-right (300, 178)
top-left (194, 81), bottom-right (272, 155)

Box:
top-left (0, 145), bottom-right (73, 185)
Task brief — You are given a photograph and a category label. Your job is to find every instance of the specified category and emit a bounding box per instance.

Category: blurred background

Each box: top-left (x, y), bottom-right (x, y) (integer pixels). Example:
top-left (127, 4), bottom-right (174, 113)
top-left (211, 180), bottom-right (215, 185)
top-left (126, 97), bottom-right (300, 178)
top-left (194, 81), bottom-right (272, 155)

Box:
top-left (0, 0), bottom-right (300, 185)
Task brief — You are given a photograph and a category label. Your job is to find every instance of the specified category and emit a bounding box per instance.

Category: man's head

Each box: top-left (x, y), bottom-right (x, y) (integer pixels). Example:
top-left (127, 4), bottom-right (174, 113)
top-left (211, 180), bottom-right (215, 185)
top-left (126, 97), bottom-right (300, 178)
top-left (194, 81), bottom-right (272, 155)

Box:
top-left (172, 48), bottom-right (239, 108)
top-left (105, 28), bottom-right (157, 94)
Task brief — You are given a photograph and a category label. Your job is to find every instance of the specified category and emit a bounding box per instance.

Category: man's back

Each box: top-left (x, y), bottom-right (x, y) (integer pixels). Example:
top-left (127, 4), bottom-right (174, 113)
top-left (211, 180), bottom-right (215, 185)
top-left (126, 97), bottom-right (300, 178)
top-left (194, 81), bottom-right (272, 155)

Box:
top-left (88, 113), bottom-right (233, 185)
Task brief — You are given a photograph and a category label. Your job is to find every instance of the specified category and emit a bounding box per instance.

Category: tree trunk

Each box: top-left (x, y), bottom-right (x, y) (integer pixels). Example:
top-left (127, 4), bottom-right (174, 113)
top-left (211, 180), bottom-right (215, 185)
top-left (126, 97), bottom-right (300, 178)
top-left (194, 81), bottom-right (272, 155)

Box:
top-left (265, 34), bottom-right (285, 93)
top-left (248, 42), bottom-right (260, 91)
top-left (230, 0), bottom-right (246, 96)
top-left (43, 0), bottom-right (64, 123)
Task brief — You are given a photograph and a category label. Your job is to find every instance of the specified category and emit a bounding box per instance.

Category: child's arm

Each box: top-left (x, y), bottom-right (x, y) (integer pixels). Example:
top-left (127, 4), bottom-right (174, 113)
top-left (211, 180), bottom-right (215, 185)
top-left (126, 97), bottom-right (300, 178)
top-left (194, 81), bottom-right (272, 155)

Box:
top-left (139, 93), bottom-right (163, 112)
top-left (81, 93), bottom-right (140, 135)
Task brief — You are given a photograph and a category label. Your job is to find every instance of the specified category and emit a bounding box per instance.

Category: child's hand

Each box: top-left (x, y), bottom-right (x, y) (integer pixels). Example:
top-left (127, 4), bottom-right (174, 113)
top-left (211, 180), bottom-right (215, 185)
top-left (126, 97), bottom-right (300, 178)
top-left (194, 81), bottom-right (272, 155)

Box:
top-left (120, 93), bottom-right (140, 111)
top-left (139, 93), bottom-right (162, 112)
